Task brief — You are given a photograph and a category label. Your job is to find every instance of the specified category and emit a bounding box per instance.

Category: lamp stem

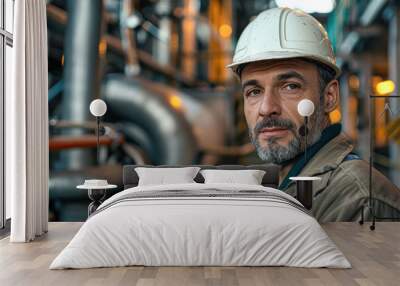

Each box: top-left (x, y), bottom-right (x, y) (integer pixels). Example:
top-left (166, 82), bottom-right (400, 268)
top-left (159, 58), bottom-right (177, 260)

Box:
top-left (304, 116), bottom-right (308, 162)
top-left (96, 116), bottom-right (100, 165)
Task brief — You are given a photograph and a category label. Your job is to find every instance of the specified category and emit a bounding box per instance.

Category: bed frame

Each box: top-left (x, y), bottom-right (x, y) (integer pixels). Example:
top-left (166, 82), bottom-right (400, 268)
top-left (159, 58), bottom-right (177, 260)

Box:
top-left (123, 164), bottom-right (280, 189)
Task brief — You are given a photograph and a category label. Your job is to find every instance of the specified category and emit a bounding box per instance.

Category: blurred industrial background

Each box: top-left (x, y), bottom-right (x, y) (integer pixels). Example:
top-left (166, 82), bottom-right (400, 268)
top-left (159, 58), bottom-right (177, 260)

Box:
top-left (46, 0), bottom-right (400, 221)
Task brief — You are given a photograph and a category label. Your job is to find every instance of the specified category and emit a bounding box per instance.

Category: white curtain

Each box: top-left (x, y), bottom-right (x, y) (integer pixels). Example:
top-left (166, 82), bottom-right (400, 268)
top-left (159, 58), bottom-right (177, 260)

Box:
top-left (6, 0), bottom-right (49, 242)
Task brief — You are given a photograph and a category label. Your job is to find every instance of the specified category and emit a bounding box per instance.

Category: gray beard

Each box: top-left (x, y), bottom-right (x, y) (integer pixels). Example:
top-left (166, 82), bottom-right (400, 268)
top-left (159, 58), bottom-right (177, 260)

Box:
top-left (249, 109), bottom-right (324, 165)
top-left (252, 133), bottom-right (301, 164)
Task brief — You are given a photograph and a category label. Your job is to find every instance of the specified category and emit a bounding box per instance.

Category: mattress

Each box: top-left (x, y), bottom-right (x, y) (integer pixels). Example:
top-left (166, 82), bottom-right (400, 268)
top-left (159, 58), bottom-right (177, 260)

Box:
top-left (50, 183), bottom-right (351, 269)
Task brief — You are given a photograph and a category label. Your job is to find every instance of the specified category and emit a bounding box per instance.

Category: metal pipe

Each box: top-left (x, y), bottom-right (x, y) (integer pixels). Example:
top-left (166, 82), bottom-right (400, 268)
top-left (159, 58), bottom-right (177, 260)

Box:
top-left (120, 0), bottom-right (140, 76)
top-left (102, 75), bottom-right (198, 165)
top-left (61, 0), bottom-right (103, 169)
top-left (182, 0), bottom-right (197, 80)
top-left (47, 4), bottom-right (196, 86)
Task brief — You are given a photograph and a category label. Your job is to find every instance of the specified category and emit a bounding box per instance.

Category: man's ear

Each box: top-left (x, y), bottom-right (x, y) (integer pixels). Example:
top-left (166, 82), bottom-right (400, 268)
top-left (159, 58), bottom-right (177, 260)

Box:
top-left (323, 80), bottom-right (339, 113)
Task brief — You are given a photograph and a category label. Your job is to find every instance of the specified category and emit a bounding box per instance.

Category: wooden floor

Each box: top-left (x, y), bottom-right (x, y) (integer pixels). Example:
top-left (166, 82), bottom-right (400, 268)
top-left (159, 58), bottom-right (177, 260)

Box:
top-left (0, 222), bottom-right (399, 286)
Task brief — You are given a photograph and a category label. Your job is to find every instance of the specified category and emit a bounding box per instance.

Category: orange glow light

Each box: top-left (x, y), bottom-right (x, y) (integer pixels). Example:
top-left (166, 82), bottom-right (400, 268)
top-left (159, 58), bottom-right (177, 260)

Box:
top-left (169, 95), bottom-right (183, 110)
top-left (219, 24), bottom-right (232, 38)
top-left (99, 39), bottom-right (107, 56)
top-left (376, 80), bottom-right (395, 96)
top-left (329, 108), bottom-right (341, 123)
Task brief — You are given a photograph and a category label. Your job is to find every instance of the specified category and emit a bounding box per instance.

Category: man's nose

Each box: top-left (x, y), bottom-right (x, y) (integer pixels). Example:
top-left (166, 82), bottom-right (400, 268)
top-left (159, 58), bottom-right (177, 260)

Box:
top-left (258, 91), bottom-right (282, 118)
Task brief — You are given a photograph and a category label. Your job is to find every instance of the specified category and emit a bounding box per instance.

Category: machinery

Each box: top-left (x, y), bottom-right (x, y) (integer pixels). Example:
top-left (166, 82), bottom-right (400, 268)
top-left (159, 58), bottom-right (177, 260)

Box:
top-left (47, 0), bottom-right (242, 221)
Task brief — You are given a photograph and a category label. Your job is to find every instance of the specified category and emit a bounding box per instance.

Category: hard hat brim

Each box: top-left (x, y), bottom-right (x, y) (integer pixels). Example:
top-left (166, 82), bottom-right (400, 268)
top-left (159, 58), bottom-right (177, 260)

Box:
top-left (227, 51), bottom-right (341, 78)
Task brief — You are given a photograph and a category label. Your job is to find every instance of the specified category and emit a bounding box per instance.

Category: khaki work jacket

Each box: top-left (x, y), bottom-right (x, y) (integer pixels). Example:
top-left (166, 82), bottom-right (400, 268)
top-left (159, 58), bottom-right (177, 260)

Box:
top-left (284, 133), bottom-right (400, 222)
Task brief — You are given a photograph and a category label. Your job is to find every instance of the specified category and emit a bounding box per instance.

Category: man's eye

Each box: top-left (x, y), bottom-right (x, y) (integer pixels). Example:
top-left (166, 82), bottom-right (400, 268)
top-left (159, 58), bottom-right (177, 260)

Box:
top-left (247, 89), bottom-right (262, 97)
top-left (283, 83), bottom-right (300, 91)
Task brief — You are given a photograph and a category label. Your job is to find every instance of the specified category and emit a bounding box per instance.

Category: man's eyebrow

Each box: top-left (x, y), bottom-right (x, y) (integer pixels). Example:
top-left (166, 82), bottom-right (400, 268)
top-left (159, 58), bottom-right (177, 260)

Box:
top-left (276, 71), bottom-right (306, 82)
top-left (241, 79), bottom-right (261, 92)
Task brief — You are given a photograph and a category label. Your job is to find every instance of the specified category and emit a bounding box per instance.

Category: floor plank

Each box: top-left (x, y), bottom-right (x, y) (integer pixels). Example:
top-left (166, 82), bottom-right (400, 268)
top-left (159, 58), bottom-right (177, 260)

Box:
top-left (0, 222), bottom-right (399, 286)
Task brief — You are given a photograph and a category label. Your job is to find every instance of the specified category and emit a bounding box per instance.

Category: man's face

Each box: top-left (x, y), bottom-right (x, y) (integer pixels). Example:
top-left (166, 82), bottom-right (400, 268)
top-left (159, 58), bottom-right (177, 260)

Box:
top-left (241, 59), bottom-right (325, 164)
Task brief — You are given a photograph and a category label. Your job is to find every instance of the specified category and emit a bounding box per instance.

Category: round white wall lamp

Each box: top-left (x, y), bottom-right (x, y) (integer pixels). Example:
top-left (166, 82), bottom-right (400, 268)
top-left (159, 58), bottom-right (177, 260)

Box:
top-left (90, 99), bottom-right (107, 117)
top-left (297, 99), bottom-right (315, 117)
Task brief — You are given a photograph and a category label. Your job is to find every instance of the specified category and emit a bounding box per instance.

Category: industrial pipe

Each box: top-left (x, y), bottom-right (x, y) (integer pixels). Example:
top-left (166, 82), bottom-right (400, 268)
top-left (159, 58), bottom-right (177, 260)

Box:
top-left (102, 75), bottom-right (198, 164)
top-left (61, 0), bottom-right (103, 169)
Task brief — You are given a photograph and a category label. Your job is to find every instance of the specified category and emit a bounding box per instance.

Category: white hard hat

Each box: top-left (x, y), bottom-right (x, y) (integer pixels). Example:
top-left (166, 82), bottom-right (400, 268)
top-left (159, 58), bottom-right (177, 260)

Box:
top-left (227, 7), bottom-right (340, 77)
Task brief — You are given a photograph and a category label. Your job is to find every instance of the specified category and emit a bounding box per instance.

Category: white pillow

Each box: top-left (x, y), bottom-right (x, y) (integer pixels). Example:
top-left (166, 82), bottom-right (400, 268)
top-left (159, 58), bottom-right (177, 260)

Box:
top-left (135, 167), bottom-right (201, 186)
top-left (200, 169), bottom-right (266, 185)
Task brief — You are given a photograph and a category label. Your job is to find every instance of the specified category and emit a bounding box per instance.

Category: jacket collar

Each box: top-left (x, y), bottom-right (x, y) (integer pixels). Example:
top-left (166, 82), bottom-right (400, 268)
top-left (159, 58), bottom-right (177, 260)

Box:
top-left (279, 127), bottom-right (354, 190)
top-left (301, 132), bottom-right (354, 176)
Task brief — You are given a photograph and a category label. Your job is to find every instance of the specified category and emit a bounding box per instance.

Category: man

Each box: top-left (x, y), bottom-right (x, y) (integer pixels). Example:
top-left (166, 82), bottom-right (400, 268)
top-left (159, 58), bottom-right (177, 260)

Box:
top-left (228, 7), bottom-right (400, 222)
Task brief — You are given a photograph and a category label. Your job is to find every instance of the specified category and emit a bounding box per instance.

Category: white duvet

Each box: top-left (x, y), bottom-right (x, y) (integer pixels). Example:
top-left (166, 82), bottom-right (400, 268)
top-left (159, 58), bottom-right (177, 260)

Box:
top-left (50, 183), bottom-right (351, 269)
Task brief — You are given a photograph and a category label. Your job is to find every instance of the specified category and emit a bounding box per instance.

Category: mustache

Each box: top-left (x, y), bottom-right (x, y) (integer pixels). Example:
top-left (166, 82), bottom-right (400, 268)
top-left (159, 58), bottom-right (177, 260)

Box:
top-left (253, 117), bottom-right (296, 135)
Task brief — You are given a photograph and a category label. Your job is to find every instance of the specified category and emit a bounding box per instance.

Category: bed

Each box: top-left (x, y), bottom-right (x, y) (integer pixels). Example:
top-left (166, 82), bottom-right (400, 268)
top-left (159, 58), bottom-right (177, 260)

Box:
top-left (50, 165), bottom-right (350, 269)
